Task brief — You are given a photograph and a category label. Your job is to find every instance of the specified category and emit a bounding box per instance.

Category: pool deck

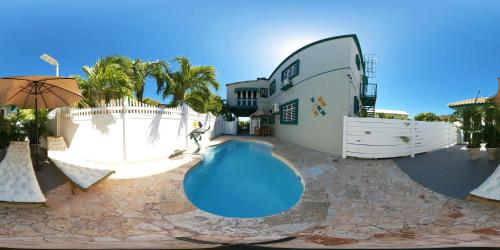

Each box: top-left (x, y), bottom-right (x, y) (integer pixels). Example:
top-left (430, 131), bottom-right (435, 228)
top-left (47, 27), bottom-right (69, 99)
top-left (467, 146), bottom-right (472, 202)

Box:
top-left (0, 136), bottom-right (499, 249)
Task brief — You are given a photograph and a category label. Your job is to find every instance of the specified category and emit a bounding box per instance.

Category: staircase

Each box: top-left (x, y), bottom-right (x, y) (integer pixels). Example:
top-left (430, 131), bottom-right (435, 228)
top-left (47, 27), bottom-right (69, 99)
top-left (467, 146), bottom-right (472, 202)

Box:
top-left (360, 80), bottom-right (377, 117)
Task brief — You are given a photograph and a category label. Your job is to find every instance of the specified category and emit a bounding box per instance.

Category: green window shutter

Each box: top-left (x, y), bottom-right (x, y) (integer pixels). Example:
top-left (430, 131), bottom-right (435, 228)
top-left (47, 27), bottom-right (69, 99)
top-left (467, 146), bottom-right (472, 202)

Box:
top-left (355, 55), bottom-right (361, 71)
top-left (354, 97), bottom-right (359, 115)
top-left (269, 80), bottom-right (276, 96)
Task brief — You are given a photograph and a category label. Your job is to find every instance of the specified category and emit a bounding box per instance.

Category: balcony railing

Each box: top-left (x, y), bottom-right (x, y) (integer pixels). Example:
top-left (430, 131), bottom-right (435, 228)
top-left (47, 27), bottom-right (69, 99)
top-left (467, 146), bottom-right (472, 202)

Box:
top-left (361, 83), bottom-right (377, 99)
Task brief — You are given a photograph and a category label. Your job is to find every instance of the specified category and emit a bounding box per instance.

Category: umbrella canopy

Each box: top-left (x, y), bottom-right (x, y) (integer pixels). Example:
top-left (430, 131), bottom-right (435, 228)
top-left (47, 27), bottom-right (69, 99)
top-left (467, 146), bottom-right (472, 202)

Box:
top-left (0, 76), bottom-right (83, 169)
top-left (0, 76), bottom-right (83, 109)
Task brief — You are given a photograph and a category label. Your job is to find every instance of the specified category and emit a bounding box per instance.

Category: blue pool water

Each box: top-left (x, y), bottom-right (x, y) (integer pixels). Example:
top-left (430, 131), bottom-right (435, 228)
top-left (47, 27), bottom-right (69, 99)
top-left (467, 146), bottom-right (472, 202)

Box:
top-left (183, 140), bottom-right (304, 218)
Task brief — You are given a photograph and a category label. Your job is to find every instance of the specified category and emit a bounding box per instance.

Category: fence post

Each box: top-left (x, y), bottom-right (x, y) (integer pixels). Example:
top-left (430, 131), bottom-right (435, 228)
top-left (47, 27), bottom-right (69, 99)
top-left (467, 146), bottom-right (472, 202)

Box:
top-left (410, 119), bottom-right (415, 158)
top-left (342, 116), bottom-right (347, 158)
top-left (122, 97), bottom-right (128, 161)
top-left (183, 104), bottom-right (189, 149)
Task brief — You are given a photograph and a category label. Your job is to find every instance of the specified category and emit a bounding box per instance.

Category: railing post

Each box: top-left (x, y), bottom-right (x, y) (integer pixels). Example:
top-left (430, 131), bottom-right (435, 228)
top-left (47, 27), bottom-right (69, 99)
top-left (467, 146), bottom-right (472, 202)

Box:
top-left (410, 119), bottom-right (415, 158)
top-left (183, 104), bottom-right (189, 149)
top-left (342, 116), bottom-right (347, 158)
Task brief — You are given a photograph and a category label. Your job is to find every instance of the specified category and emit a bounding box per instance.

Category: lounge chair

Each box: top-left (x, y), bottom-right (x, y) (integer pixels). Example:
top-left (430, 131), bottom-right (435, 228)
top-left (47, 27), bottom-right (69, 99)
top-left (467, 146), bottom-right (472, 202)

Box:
top-left (469, 164), bottom-right (500, 203)
top-left (0, 141), bottom-right (46, 206)
top-left (47, 136), bottom-right (115, 192)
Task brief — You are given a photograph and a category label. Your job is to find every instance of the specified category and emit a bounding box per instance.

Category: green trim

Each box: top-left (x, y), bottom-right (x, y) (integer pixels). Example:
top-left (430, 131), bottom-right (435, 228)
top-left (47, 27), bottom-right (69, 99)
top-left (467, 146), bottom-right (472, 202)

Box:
top-left (280, 83), bottom-right (293, 91)
top-left (269, 80), bottom-right (276, 96)
top-left (280, 99), bottom-right (299, 125)
top-left (268, 34), bottom-right (365, 79)
top-left (281, 59), bottom-right (300, 82)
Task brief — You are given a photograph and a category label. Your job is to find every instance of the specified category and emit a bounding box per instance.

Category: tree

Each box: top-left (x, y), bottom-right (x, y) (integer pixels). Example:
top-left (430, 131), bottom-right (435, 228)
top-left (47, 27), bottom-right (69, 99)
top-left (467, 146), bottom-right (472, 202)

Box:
top-left (414, 112), bottom-right (441, 121)
top-left (129, 59), bottom-right (169, 101)
top-left (75, 56), bottom-right (134, 107)
top-left (142, 97), bottom-right (162, 107)
top-left (158, 56), bottom-right (220, 110)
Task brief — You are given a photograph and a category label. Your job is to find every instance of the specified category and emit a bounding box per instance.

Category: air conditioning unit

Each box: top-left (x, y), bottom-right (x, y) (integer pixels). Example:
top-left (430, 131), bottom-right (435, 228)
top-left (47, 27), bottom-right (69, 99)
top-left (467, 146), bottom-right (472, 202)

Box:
top-left (272, 103), bottom-right (279, 113)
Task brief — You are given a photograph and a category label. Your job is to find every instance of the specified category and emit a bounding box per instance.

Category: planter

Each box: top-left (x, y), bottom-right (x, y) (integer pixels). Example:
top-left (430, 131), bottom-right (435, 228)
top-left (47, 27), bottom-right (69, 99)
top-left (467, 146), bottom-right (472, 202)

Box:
top-left (467, 147), bottom-right (481, 160)
top-left (486, 148), bottom-right (498, 161)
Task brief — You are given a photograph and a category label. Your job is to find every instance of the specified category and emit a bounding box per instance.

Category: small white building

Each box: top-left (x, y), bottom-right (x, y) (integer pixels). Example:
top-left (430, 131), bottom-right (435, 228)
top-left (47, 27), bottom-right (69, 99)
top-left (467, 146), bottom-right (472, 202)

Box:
top-left (0, 105), bottom-right (14, 118)
top-left (226, 34), bottom-right (377, 156)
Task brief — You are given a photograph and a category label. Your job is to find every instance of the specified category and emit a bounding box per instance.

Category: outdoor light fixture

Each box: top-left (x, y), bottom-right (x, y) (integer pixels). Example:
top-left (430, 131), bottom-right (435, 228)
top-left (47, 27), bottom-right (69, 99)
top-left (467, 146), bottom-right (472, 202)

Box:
top-left (40, 53), bottom-right (59, 76)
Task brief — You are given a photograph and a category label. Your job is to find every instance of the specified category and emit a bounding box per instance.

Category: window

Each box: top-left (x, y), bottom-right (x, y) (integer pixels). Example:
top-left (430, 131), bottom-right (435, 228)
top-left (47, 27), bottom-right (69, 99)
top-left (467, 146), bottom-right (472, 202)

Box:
top-left (269, 80), bottom-right (276, 96)
top-left (281, 60), bottom-right (300, 84)
top-left (0, 109), bottom-right (4, 118)
top-left (280, 99), bottom-right (299, 125)
top-left (260, 88), bottom-right (269, 98)
top-left (269, 114), bottom-right (275, 124)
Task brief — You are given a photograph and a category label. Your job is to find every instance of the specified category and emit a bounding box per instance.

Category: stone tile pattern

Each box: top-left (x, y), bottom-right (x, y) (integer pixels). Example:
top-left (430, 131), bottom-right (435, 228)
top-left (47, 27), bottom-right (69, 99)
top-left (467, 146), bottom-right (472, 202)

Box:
top-left (0, 136), bottom-right (499, 248)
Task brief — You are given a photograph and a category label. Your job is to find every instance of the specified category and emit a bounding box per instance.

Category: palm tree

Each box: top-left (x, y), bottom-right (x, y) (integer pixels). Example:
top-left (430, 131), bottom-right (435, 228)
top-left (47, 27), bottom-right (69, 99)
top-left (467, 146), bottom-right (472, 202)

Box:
top-left (129, 59), bottom-right (169, 101)
top-left (158, 56), bottom-right (220, 113)
top-left (75, 56), bottom-right (134, 107)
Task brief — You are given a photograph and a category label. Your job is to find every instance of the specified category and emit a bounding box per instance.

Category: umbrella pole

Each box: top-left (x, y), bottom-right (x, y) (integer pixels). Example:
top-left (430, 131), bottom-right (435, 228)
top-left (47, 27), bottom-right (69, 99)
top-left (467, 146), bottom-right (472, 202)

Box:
top-left (35, 82), bottom-right (39, 170)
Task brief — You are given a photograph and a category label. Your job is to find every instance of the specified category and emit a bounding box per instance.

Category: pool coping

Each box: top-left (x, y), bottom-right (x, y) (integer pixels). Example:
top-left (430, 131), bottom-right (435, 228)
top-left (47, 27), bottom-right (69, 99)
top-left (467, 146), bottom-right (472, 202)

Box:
top-left (167, 136), bottom-right (326, 236)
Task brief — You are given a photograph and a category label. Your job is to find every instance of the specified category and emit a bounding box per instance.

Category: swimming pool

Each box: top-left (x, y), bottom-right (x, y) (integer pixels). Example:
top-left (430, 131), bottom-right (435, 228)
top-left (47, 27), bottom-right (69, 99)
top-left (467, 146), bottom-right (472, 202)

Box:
top-left (183, 140), bottom-right (304, 218)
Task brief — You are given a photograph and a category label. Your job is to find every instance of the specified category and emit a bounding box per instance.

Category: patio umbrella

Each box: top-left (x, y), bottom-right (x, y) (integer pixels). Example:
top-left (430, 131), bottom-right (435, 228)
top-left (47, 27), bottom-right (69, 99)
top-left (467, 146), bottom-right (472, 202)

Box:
top-left (0, 76), bottom-right (83, 168)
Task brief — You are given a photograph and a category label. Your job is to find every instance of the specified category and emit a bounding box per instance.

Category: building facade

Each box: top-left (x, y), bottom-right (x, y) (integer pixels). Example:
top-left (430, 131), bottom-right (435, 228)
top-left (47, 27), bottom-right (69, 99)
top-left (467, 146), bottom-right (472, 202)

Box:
top-left (226, 34), bottom-right (377, 156)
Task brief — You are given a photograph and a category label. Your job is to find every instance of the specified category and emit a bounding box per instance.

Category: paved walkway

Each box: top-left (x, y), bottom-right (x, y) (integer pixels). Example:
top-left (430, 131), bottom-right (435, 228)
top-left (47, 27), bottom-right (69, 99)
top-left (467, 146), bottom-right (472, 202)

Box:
top-left (0, 137), bottom-right (499, 248)
top-left (394, 145), bottom-right (499, 199)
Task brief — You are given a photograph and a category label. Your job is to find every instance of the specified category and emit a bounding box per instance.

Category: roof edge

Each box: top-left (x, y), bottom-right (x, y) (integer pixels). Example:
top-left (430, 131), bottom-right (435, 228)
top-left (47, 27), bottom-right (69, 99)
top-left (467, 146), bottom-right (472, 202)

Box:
top-left (267, 34), bottom-right (365, 79)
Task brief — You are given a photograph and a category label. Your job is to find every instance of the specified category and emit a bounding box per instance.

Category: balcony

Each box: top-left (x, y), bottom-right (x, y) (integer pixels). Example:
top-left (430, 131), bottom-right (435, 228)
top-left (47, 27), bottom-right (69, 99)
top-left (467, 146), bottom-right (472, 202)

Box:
top-left (360, 83), bottom-right (377, 107)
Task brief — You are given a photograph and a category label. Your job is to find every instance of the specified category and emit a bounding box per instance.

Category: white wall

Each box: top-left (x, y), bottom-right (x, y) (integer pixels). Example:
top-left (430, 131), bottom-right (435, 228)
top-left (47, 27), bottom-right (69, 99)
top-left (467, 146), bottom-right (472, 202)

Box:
top-left (343, 116), bottom-right (458, 159)
top-left (224, 36), bottom-right (365, 156)
top-left (50, 98), bottom-right (216, 163)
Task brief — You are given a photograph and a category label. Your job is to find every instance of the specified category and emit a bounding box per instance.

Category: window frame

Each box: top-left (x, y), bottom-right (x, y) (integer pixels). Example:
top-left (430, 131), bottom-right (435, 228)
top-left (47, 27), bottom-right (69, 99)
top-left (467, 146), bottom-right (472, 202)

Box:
top-left (280, 59), bottom-right (300, 84)
top-left (280, 99), bottom-right (299, 125)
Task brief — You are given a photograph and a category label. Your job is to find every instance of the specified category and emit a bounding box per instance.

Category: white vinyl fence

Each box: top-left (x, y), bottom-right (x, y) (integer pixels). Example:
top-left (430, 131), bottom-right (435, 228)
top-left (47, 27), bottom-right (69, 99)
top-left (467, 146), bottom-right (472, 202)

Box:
top-left (342, 116), bottom-right (459, 159)
top-left (212, 119), bottom-right (237, 136)
top-left (47, 97), bottom-right (218, 163)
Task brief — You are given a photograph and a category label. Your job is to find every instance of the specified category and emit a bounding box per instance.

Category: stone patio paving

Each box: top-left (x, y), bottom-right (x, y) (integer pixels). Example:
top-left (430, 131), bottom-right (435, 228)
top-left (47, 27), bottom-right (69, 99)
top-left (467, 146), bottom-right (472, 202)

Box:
top-left (0, 136), bottom-right (499, 249)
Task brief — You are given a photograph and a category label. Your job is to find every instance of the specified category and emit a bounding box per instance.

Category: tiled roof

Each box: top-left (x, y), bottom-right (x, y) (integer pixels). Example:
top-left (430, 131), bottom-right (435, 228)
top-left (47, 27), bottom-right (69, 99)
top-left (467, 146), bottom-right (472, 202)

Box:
top-left (448, 97), bottom-right (492, 108)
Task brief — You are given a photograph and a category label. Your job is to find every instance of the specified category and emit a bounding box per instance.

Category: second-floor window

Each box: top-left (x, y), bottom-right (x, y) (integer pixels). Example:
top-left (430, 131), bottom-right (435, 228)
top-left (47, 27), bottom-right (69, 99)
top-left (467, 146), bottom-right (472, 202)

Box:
top-left (281, 60), bottom-right (300, 84)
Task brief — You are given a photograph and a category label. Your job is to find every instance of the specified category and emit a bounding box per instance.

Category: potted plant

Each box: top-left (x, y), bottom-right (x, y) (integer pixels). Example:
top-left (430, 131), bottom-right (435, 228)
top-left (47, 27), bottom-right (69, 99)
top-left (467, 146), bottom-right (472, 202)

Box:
top-left (458, 107), bottom-right (482, 160)
top-left (483, 102), bottom-right (499, 160)
top-left (18, 109), bottom-right (52, 170)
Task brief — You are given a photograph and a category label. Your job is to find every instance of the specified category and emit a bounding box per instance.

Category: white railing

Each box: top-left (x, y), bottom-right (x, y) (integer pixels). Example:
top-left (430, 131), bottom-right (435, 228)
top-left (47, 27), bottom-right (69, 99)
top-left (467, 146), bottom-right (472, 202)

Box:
top-left (63, 97), bottom-right (183, 118)
top-left (342, 116), bottom-right (459, 159)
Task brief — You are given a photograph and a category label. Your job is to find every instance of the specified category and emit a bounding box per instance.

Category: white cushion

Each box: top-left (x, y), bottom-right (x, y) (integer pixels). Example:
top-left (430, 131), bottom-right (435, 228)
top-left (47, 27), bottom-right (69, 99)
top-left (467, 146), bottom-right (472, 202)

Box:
top-left (47, 137), bottom-right (114, 189)
top-left (470, 164), bottom-right (500, 201)
top-left (0, 141), bottom-right (46, 203)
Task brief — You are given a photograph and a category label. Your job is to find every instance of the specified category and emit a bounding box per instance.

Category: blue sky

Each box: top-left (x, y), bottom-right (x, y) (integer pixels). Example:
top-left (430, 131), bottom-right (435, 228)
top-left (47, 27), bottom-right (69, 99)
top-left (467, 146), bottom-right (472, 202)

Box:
top-left (1, 0), bottom-right (499, 116)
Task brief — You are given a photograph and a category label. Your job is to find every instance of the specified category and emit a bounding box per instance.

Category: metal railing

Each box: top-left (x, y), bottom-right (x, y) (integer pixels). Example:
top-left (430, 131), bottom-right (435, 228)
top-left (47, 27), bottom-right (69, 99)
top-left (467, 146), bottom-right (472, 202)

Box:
top-left (361, 83), bottom-right (377, 98)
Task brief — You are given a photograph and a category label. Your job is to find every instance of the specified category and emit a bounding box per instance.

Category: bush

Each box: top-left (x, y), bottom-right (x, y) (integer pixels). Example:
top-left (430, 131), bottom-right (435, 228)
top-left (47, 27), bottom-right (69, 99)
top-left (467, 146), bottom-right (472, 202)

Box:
top-left (414, 112), bottom-right (441, 121)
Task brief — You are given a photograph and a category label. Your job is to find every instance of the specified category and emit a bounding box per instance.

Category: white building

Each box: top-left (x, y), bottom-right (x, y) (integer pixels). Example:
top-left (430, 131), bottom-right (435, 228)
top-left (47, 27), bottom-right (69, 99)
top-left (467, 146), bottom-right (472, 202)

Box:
top-left (226, 34), bottom-right (377, 156)
top-left (0, 105), bottom-right (13, 118)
